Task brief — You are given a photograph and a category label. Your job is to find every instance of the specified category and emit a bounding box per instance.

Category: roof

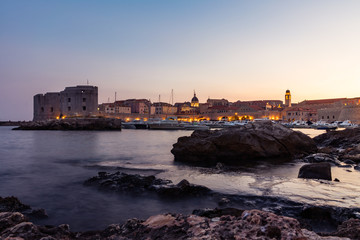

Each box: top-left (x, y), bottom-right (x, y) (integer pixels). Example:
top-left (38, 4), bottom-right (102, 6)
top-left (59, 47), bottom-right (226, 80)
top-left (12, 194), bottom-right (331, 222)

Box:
top-left (299, 98), bottom-right (346, 105)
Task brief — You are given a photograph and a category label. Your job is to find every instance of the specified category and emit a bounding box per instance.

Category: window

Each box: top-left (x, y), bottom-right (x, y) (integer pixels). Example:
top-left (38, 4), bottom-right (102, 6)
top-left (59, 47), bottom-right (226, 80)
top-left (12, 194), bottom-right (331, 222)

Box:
top-left (83, 106), bottom-right (86, 111)
top-left (51, 107), bottom-right (53, 112)
top-left (41, 107), bottom-right (44, 112)
top-left (68, 107), bottom-right (71, 111)
top-left (327, 116), bottom-right (329, 119)
top-left (83, 98), bottom-right (86, 102)
top-left (333, 116), bottom-right (335, 119)
top-left (68, 98), bottom-right (71, 102)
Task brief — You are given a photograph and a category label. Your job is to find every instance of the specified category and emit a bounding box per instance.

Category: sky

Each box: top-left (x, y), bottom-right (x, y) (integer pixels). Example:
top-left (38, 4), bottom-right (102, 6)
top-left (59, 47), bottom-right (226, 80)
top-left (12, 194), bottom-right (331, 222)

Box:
top-left (1, 0), bottom-right (360, 120)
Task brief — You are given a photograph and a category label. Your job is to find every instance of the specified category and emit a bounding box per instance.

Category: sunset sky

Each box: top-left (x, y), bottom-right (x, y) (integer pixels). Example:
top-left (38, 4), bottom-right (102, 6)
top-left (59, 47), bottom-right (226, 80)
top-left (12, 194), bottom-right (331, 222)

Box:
top-left (1, 0), bottom-right (360, 120)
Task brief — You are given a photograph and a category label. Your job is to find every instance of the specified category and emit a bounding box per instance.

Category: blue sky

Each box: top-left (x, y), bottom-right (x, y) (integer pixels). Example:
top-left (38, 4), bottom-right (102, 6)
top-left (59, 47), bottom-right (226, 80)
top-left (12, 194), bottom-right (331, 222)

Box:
top-left (1, 0), bottom-right (360, 120)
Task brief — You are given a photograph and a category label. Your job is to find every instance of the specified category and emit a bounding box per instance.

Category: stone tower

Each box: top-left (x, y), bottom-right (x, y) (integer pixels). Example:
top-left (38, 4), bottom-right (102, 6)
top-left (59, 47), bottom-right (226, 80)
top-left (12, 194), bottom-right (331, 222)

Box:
top-left (285, 89), bottom-right (291, 107)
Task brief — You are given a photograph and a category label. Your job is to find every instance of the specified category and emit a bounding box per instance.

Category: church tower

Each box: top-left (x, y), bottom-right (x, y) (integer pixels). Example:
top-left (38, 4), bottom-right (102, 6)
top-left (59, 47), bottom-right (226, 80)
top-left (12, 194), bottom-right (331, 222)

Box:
top-left (285, 89), bottom-right (291, 107)
top-left (191, 91), bottom-right (199, 108)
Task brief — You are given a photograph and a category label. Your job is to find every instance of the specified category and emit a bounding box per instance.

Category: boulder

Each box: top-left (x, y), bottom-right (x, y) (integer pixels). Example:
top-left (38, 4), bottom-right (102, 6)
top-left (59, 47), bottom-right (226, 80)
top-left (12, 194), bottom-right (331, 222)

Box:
top-left (314, 128), bottom-right (360, 149)
top-left (171, 121), bottom-right (317, 165)
top-left (84, 172), bottom-right (211, 198)
top-left (335, 218), bottom-right (360, 239)
top-left (298, 163), bottom-right (332, 181)
top-left (304, 153), bottom-right (341, 166)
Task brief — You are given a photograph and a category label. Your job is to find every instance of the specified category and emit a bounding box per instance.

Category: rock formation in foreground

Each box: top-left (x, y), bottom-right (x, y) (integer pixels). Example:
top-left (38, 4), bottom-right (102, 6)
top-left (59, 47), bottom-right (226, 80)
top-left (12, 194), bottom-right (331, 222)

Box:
top-left (171, 121), bottom-right (317, 165)
top-left (84, 171), bottom-right (211, 198)
top-left (1, 209), bottom-right (356, 239)
top-left (12, 118), bottom-right (122, 131)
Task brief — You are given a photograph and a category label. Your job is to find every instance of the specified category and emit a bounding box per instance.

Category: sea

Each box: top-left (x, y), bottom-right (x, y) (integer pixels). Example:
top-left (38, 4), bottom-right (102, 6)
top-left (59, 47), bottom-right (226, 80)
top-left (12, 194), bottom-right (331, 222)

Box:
top-left (1, 126), bottom-right (360, 231)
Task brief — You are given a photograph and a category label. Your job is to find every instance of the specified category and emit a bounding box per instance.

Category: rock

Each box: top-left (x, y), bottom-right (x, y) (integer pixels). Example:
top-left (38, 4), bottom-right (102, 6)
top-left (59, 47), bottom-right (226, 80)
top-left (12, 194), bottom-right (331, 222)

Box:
top-left (192, 207), bottom-right (244, 218)
top-left (314, 128), bottom-right (360, 149)
top-left (27, 208), bottom-right (48, 219)
top-left (343, 159), bottom-right (356, 165)
top-left (298, 163), bottom-right (332, 180)
top-left (0, 209), bottom-right (353, 240)
top-left (354, 165), bottom-right (360, 171)
top-left (304, 153), bottom-right (341, 166)
top-left (85, 172), bottom-right (211, 198)
top-left (335, 218), bottom-right (360, 239)
top-left (13, 118), bottom-right (122, 131)
top-left (218, 197), bottom-right (230, 206)
top-left (171, 121), bottom-right (317, 165)
top-left (334, 178), bottom-right (340, 182)
top-left (0, 197), bottom-right (31, 212)
top-left (0, 212), bottom-right (28, 232)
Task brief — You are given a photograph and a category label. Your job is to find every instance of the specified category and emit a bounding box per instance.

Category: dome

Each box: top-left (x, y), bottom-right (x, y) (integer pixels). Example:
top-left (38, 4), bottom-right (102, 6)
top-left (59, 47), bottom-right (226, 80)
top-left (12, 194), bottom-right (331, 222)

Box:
top-left (191, 96), bottom-right (199, 102)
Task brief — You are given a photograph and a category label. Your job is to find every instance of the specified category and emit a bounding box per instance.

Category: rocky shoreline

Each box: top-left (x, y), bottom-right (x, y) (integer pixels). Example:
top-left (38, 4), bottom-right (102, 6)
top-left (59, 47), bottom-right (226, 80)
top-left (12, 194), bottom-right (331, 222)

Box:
top-left (12, 118), bottom-right (122, 131)
top-left (1, 190), bottom-right (360, 239)
top-left (2, 122), bottom-right (360, 239)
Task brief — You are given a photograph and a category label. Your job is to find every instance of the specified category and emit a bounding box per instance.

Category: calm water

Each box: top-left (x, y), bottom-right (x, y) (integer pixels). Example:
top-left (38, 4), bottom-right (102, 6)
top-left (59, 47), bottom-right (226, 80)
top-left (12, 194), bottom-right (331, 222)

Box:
top-left (0, 126), bottom-right (359, 231)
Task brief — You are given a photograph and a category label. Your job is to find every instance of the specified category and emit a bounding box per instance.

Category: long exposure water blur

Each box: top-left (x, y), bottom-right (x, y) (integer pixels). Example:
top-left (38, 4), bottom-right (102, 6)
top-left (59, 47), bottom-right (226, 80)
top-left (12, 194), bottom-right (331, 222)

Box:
top-left (1, 126), bottom-right (359, 231)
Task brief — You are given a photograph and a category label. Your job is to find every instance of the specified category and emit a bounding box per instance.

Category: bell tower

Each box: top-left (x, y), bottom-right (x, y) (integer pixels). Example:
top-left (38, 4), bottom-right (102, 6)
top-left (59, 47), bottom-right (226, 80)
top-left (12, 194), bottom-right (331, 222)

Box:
top-left (285, 90), bottom-right (291, 107)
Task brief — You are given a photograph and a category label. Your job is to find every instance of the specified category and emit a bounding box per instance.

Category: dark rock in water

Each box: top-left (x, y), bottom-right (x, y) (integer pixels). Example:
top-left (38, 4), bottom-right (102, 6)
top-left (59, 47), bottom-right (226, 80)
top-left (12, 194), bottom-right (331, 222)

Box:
top-left (343, 159), bottom-right (356, 165)
top-left (335, 218), bottom-right (360, 239)
top-left (0, 196), bottom-right (30, 212)
top-left (13, 118), bottom-right (122, 131)
top-left (84, 172), bottom-right (211, 198)
top-left (298, 163), bottom-right (332, 180)
top-left (27, 208), bottom-right (48, 219)
top-left (314, 128), bottom-right (360, 149)
top-left (303, 153), bottom-right (341, 166)
top-left (171, 121), bottom-right (317, 166)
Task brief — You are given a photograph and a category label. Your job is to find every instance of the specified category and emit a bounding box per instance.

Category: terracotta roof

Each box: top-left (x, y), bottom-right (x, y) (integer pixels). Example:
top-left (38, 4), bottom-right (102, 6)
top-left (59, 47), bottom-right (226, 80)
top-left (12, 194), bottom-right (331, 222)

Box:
top-left (299, 98), bottom-right (346, 105)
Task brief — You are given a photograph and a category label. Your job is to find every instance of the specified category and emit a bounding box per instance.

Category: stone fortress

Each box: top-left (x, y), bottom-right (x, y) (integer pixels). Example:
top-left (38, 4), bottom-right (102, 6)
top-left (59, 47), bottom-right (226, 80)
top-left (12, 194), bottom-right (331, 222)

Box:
top-left (34, 85), bottom-right (98, 121)
top-left (33, 86), bottom-right (360, 124)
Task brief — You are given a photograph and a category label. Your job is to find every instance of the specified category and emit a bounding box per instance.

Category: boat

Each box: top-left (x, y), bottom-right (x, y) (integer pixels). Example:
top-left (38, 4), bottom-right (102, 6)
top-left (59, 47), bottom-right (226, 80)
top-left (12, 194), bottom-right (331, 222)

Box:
top-left (183, 122), bottom-right (210, 130)
top-left (148, 116), bottom-right (184, 130)
top-left (338, 120), bottom-right (359, 129)
top-left (122, 120), bottom-right (148, 129)
top-left (311, 121), bottom-right (337, 130)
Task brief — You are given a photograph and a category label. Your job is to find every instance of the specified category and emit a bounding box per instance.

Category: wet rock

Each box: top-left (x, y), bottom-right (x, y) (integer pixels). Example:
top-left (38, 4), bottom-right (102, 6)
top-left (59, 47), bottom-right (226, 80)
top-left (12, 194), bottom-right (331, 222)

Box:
top-left (27, 208), bottom-right (48, 219)
top-left (218, 197), bottom-right (230, 206)
top-left (157, 179), bottom-right (211, 198)
top-left (298, 163), bottom-right (332, 181)
top-left (334, 178), bottom-right (340, 182)
top-left (85, 172), bottom-right (211, 198)
top-left (314, 128), bottom-right (360, 149)
top-left (343, 159), bottom-right (356, 165)
top-left (304, 153), bottom-right (341, 166)
top-left (335, 218), bottom-right (360, 239)
top-left (0, 209), bottom-right (354, 239)
top-left (354, 165), bottom-right (360, 171)
top-left (171, 121), bottom-right (317, 166)
top-left (192, 207), bottom-right (244, 218)
top-left (0, 196), bottom-right (31, 212)
top-left (0, 212), bottom-right (28, 232)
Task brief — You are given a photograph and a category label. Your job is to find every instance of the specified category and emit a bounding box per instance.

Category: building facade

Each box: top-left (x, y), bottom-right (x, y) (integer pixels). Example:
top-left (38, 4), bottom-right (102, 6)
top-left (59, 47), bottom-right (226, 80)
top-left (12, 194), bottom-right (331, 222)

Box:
top-left (34, 85), bottom-right (98, 121)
